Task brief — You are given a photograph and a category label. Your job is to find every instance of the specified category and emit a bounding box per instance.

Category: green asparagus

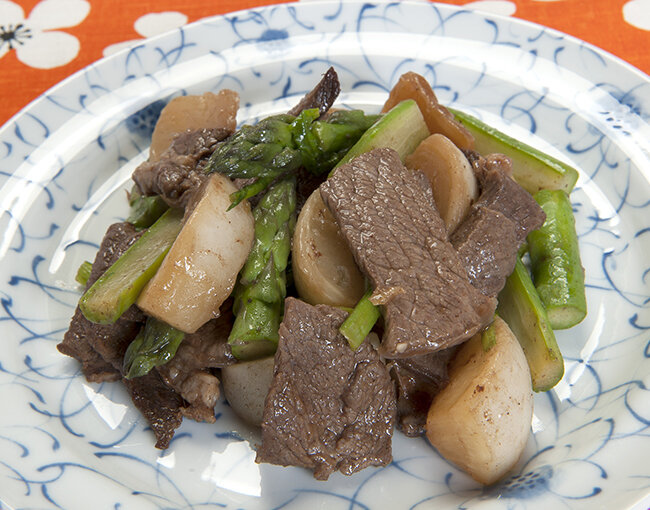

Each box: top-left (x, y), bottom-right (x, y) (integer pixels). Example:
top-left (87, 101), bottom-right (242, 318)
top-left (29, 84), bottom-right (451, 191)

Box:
top-left (481, 319), bottom-right (497, 352)
top-left (450, 108), bottom-right (579, 194)
top-left (528, 189), bottom-right (587, 329)
top-left (332, 99), bottom-right (429, 172)
top-left (79, 208), bottom-right (184, 324)
top-left (127, 186), bottom-right (169, 230)
top-left (497, 257), bottom-right (564, 392)
top-left (206, 108), bottom-right (379, 206)
top-left (123, 317), bottom-right (185, 379)
top-left (75, 261), bottom-right (92, 287)
top-left (339, 289), bottom-right (382, 351)
top-left (228, 178), bottom-right (297, 360)
top-left (297, 109), bottom-right (381, 173)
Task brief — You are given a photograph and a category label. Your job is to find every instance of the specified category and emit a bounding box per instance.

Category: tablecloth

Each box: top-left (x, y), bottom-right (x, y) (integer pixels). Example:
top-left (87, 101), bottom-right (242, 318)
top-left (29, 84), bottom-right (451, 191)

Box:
top-left (1, 0), bottom-right (649, 128)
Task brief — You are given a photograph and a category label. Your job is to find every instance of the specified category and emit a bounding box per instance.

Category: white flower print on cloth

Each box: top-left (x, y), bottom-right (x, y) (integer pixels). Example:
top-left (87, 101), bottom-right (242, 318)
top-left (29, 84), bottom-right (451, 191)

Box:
top-left (623, 0), bottom-right (650, 31)
top-left (0, 0), bottom-right (90, 69)
top-left (103, 12), bottom-right (188, 57)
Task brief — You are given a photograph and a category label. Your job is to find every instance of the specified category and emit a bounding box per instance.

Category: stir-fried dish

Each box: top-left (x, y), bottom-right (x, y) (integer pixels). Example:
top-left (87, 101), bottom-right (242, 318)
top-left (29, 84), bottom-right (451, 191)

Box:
top-left (58, 68), bottom-right (586, 485)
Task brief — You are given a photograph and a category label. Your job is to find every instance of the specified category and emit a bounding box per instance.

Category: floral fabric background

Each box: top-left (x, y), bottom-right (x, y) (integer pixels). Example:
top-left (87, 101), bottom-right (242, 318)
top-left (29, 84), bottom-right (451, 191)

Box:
top-left (0, 0), bottom-right (649, 128)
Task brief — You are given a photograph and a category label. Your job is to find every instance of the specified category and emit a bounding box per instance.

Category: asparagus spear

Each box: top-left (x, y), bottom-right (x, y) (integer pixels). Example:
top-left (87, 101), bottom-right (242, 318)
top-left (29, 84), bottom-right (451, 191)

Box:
top-left (79, 208), bottom-right (184, 324)
top-left (75, 261), bottom-right (92, 286)
top-left (527, 189), bottom-right (587, 329)
top-left (450, 108), bottom-right (579, 194)
top-left (123, 317), bottom-right (185, 379)
top-left (497, 257), bottom-right (564, 392)
top-left (228, 178), bottom-right (297, 360)
top-left (332, 99), bottom-right (429, 172)
top-left (481, 319), bottom-right (497, 352)
top-left (206, 108), bottom-right (378, 206)
top-left (127, 185), bottom-right (169, 230)
top-left (339, 289), bottom-right (381, 351)
top-left (298, 109), bottom-right (381, 173)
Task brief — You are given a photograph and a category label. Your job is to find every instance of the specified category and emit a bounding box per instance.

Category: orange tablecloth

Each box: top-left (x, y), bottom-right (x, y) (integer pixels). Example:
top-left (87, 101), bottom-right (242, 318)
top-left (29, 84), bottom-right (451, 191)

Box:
top-left (1, 0), bottom-right (649, 128)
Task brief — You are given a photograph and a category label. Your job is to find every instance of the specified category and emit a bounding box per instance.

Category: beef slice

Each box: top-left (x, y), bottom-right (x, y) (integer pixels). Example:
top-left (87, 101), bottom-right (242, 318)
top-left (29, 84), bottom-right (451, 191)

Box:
top-left (123, 370), bottom-right (184, 450)
top-left (450, 206), bottom-right (520, 297)
top-left (451, 152), bottom-right (546, 296)
top-left (256, 297), bottom-right (396, 480)
top-left (389, 346), bottom-right (459, 437)
top-left (287, 66), bottom-right (340, 117)
top-left (157, 301), bottom-right (235, 423)
top-left (319, 148), bottom-right (495, 358)
top-left (132, 127), bottom-right (230, 209)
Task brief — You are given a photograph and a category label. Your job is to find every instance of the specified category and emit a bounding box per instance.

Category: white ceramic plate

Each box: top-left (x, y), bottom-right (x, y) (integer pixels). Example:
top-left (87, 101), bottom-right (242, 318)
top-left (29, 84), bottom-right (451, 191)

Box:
top-left (1, 1), bottom-right (648, 509)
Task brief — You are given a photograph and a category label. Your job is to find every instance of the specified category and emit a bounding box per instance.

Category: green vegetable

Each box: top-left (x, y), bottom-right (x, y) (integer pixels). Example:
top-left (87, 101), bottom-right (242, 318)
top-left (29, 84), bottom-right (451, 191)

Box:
top-left (527, 189), bottom-right (586, 329)
top-left (296, 109), bottom-right (381, 172)
top-left (123, 317), bottom-right (185, 378)
top-left (497, 258), bottom-right (564, 392)
top-left (481, 320), bottom-right (497, 352)
top-left (450, 108), bottom-right (579, 194)
top-left (75, 261), bottom-right (93, 287)
top-left (335, 99), bottom-right (430, 346)
top-left (332, 99), bottom-right (429, 173)
top-left (228, 173), bottom-right (278, 212)
top-left (127, 186), bottom-right (169, 229)
top-left (228, 178), bottom-right (297, 360)
top-left (206, 108), bottom-right (379, 207)
top-left (79, 208), bottom-right (184, 324)
top-left (339, 289), bottom-right (382, 350)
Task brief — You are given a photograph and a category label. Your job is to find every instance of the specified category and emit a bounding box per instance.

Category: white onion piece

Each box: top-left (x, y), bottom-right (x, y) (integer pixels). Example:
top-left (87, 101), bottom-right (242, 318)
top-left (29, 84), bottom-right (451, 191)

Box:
top-left (221, 356), bottom-right (275, 426)
top-left (137, 173), bottom-right (254, 333)
top-left (426, 316), bottom-right (533, 485)
top-left (292, 190), bottom-right (365, 308)
top-left (406, 133), bottom-right (478, 233)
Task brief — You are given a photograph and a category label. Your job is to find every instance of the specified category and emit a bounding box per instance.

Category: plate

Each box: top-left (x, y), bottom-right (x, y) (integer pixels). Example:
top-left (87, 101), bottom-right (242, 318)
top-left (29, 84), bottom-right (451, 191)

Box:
top-left (1, 1), bottom-right (649, 509)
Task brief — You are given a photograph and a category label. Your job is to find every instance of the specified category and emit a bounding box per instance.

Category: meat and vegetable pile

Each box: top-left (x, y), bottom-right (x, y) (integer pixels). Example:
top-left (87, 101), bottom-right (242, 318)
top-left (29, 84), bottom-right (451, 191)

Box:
top-left (58, 68), bottom-right (587, 485)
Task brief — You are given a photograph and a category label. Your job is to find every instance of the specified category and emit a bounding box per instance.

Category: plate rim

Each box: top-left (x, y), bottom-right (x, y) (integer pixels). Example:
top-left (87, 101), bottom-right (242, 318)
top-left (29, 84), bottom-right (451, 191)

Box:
top-left (1, 0), bottom-right (648, 136)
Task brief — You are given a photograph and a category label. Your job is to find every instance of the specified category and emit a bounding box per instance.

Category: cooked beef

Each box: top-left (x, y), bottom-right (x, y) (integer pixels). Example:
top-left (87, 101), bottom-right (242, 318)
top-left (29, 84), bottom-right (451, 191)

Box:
top-left (389, 346), bottom-right (459, 437)
top-left (170, 305), bottom-right (235, 368)
top-left (156, 302), bottom-right (235, 423)
top-left (466, 152), bottom-right (545, 244)
top-left (319, 148), bottom-right (495, 358)
top-left (132, 127), bottom-right (231, 209)
top-left (287, 67), bottom-right (341, 117)
top-left (451, 207), bottom-right (520, 296)
top-left (256, 297), bottom-right (396, 480)
top-left (58, 222), bottom-right (145, 379)
top-left (296, 166), bottom-right (327, 212)
top-left (123, 370), bottom-right (184, 449)
top-left (57, 310), bottom-right (122, 383)
top-left (464, 150), bottom-right (513, 182)
top-left (451, 153), bottom-right (546, 296)
top-left (61, 307), bottom-right (141, 371)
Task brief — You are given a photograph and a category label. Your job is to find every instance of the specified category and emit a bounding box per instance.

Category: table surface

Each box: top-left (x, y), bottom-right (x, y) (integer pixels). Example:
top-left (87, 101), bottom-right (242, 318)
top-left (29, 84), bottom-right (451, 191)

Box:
top-left (1, 0), bottom-right (649, 128)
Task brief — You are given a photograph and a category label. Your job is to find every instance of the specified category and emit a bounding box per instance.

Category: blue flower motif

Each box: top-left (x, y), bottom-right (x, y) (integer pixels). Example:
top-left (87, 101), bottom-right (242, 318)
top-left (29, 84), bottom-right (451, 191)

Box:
top-left (125, 100), bottom-right (167, 139)
top-left (486, 465), bottom-right (553, 500)
top-left (258, 28), bottom-right (288, 42)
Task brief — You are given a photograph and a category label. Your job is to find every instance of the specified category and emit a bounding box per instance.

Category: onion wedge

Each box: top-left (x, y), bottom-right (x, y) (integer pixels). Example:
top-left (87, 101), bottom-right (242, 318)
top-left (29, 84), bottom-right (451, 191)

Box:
top-left (137, 173), bottom-right (254, 333)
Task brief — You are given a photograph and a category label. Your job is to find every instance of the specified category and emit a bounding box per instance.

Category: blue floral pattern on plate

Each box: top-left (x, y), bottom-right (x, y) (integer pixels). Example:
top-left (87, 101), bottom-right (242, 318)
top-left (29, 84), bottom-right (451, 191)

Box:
top-left (0, 1), bottom-right (648, 509)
